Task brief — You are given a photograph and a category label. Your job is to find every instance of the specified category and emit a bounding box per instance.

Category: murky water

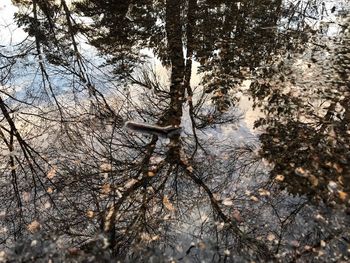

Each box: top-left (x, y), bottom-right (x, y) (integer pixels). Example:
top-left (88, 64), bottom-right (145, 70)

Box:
top-left (0, 0), bottom-right (349, 262)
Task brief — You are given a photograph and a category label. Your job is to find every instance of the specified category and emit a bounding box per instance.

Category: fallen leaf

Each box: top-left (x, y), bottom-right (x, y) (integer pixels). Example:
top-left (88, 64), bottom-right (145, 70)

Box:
top-left (116, 189), bottom-right (122, 198)
top-left (198, 241), bottom-right (206, 250)
top-left (222, 198), bottom-right (233, 206)
top-left (23, 192), bottom-right (31, 202)
top-left (308, 175), bottom-right (319, 187)
top-left (337, 176), bottom-right (344, 185)
top-left (222, 154), bottom-right (230, 160)
top-left (315, 214), bottom-right (326, 221)
top-left (104, 205), bottom-right (115, 231)
top-left (47, 166), bottom-right (57, 179)
top-left (267, 233), bottom-right (276, 241)
top-left (43, 201), bottom-right (51, 209)
top-left (67, 247), bottom-right (81, 255)
top-left (140, 232), bottom-right (151, 241)
top-left (140, 232), bottom-right (159, 243)
top-left (147, 171), bottom-right (156, 177)
top-left (27, 220), bottom-right (40, 233)
top-left (290, 240), bottom-right (300, 247)
top-left (217, 222), bottom-right (225, 230)
top-left (327, 181), bottom-right (338, 193)
top-left (338, 191), bottom-right (348, 201)
top-left (232, 209), bottom-right (242, 222)
top-left (250, 196), bottom-right (259, 202)
top-left (101, 184), bottom-right (111, 195)
top-left (0, 211), bottom-right (6, 219)
top-left (86, 210), bottom-right (94, 218)
top-left (186, 166), bottom-right (194, 173)
top-left (258, 189), bottom-right (270, 196)
top-left (100, 163), bottom-right (112, 172)
top-left (163, 195), bottom-right (175, 211)
top-left (295, 167), bottom-right (308, 177)
top-left (124, 179), bottom-right (138, 189)
top-left (0, 251), bottom-right (6, 262)
top-left (213, 193), bottom-right (221, 201)
top-left (275, 174), bottom-right (285, 181)
top-left (163, 214), bottom-right (171, 220)
top-left (333, 163), bottom-right (343, 173)
top-left (304, 245), bottom-right (312, 251)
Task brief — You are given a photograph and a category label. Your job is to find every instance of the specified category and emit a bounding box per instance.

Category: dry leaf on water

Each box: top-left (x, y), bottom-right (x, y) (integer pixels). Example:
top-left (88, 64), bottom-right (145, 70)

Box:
top-left (250, 196), bottom-right (259, 202)
top-left (124, 179), bottom-right (138, 189)
top-left (338, 191), bottom-right (348, 201)
top-left (147, 171), bottom-right (156, 177)
top-left (86, 210), bottom-right (94, 218)
top-left (275, 174), bottom-right (285, 181)
top-left (101, 183), bottom-right (111, 195)
top-left (222, 198), bottom-right (233, 206)
top-left (163, 195), bottom-right (175, 211)
top-left (47, 166), bottom-right (57, 179)
top-left (27, 220), bottom-right (40, 233)
top-left (232, 209), bottom-right (242, 222)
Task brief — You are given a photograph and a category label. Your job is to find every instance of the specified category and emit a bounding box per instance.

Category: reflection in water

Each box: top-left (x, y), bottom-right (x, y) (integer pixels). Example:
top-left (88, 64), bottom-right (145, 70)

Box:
top-left (0, 0), bottom-right (349, 262)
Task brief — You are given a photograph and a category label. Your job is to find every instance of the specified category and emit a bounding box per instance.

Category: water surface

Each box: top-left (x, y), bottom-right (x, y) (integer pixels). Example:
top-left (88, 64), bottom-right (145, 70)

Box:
top-left (0, 0), bottom-right (349, 262)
